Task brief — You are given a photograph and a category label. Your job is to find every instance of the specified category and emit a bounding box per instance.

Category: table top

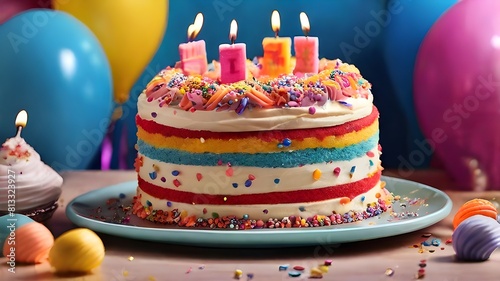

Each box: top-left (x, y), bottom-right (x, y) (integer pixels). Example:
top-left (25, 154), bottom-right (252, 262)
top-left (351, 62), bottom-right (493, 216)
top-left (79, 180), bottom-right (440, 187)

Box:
top-left (2, 170), bottom-right (500, 281)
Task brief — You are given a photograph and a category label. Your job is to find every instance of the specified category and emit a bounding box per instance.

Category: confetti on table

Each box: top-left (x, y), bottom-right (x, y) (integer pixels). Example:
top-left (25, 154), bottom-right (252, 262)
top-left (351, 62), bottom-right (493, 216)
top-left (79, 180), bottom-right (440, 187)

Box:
top-left (234, 269), bottom-right (243, 279)
top-left (385, 268), bottom-right (394, 276)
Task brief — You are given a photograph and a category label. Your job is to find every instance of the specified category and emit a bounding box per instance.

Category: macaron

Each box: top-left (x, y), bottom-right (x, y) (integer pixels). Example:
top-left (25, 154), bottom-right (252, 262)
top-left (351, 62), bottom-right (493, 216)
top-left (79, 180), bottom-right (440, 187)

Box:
top-left (0, 214), bottom-right (34, 247)
top-left (0, 214), bottom-right (54, 263)
top-left (49, 228), bottom-right (105, 273)
top-left (452, 215), bottom-right (500, 261)
top-left (453, 198), bottom-right (498, 229)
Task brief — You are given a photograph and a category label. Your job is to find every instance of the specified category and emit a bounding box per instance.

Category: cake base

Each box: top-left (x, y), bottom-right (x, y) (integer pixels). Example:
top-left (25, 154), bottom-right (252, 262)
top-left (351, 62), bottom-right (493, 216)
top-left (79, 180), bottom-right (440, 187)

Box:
top-left (132, 191), bottom-right (392, 230)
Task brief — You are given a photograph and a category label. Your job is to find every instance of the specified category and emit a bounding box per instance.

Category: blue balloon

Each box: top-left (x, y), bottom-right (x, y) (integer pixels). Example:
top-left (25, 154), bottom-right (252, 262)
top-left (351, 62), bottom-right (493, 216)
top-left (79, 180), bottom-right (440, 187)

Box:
top-left (383, 0), bottom-right (456, 168)
top-left (0, 9), bottom-right (113, 170)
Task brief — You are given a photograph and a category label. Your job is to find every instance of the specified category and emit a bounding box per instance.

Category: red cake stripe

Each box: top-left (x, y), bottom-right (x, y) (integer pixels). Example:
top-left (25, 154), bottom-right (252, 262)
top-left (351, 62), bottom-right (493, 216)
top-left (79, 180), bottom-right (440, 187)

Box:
top-left (138, 171), bottom-right (381, 205)
top-left (137, 106), bottom-right (379, 142)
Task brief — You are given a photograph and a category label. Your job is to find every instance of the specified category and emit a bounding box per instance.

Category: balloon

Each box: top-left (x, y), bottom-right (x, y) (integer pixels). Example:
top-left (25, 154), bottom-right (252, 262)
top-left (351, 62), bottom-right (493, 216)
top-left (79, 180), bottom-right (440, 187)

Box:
top-left (54, 0), bottom-right (168, 104)
top-left (414, 0), bottom-right (500, 190)
top-left (0, 9), bottom-right (113, 170)
top-left (383, 0), bottom-right (457, 169)
top-left (0, 0), bottom-right (51, 24)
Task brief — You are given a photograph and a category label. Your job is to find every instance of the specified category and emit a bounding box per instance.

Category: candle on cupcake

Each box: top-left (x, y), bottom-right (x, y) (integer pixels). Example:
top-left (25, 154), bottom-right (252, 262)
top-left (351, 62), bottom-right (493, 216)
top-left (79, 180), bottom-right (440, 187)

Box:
top-left (293, 12), bottom-right (319, 75)
top-left (15, 109), bottom-right (27, 138)
top-left (219, 19), bottom-right (247, 84)
top-left (179, 13), bottom-right (208, 75)
top-left (261, 10), bottom-right (291, 77)
top-left (0, 110), bottom-right (63, 222)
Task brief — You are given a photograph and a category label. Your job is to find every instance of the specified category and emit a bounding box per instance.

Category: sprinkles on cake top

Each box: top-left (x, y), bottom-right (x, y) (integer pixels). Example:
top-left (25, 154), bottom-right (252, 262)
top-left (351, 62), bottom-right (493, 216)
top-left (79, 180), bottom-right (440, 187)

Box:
top-left (144, 58), bottom-right (371, 114)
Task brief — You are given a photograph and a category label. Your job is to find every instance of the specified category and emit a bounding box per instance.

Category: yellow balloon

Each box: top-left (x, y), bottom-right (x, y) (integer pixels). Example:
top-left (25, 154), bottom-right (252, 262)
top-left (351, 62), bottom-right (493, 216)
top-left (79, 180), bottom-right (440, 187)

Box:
top-left (54, 0), bottom-right (168, 104)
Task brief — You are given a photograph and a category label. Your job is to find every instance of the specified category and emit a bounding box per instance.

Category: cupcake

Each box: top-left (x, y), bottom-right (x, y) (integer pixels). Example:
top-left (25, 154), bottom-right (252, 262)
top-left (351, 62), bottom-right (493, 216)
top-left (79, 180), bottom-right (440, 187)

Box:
top-left (0, 135), bottom-right (63, 222)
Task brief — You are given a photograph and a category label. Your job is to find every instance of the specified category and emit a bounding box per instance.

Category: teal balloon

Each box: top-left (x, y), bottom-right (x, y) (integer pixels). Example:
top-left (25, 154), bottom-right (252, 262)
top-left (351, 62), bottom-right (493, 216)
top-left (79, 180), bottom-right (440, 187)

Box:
top-left (383, 0), bottom-right (457, 168)
top-left (0, 9), bottom-right (113, 170)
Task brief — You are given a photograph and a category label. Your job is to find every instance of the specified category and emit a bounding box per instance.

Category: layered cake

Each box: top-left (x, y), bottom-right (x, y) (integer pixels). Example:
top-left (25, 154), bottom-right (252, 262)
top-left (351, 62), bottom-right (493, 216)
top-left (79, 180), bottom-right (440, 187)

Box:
top-left (133, 59), bottom-right (390, 229)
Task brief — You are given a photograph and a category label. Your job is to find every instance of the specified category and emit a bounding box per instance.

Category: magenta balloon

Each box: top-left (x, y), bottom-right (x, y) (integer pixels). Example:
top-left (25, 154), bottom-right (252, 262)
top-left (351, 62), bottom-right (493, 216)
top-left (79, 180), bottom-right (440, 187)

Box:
top-left (0, 0), bottom-right (51, 24)
top-left (414, 0), bottom-right (500, 190)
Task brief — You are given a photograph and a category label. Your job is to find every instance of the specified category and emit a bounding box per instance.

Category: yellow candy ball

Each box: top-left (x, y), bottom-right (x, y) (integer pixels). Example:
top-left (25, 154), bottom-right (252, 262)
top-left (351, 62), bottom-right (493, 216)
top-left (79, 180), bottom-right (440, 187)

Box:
top-left (49, 228), bottom-right (105, 273)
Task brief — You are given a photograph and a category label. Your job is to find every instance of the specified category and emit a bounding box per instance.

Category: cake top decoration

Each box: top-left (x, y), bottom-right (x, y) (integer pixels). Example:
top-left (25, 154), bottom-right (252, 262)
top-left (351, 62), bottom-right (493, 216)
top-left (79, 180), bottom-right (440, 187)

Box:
top-left (144, 59), bottom-right (372, 114)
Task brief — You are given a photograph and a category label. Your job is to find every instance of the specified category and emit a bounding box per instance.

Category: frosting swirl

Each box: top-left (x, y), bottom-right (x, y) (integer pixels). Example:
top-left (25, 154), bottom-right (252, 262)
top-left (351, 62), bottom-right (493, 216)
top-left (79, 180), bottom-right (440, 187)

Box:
top-left (452, 215), bottom-right (500, 261)
top-left (0, 137), bottom-right (63, 211)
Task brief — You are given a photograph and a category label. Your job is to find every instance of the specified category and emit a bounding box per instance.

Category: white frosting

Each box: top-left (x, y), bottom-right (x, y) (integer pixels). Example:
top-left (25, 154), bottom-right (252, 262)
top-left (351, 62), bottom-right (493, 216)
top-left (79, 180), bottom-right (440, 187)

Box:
top-left (0, 137), bottom-right (63, 211)
top-left (138, 181), bottom-right (387, 219)
top-left (137, 92), bottom-right (374, 132)
top-left (138, 145), bottom-right (380, 195)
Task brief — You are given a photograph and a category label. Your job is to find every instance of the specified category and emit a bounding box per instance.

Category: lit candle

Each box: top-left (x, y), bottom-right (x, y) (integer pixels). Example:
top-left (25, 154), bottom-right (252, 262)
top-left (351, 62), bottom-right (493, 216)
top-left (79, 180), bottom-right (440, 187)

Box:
top-left (15, 109), bottom-right (28, 138)
top-left (293, 12), bottom-right (319, 75)
top-left (261, 10), bottom-right (291, 77)
top-left (178, 13), bottom-right (208, 75)
top-left (0, 110), bottom-right (30, 161)
top-left (219, 19), bottom-right (247, 84)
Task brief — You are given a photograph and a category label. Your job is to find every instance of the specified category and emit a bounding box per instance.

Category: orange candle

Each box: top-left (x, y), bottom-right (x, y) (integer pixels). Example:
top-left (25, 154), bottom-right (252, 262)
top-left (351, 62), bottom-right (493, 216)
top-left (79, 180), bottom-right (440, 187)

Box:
top-left (261, 10), bottom-right (291, 77)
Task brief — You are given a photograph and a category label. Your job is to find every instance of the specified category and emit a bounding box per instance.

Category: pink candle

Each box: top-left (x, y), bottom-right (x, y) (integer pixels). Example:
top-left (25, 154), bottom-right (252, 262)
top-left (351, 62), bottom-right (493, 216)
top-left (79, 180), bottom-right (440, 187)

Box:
top-left (219, 20), bottom-right (247, 84)
top-left (179, 13), bottom-right (207, 75)
top-left (293, 12), bottom-right (319, 75)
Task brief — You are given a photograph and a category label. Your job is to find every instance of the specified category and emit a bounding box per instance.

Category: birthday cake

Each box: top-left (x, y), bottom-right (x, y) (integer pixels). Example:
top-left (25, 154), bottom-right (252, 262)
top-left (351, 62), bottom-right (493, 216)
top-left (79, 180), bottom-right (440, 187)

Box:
top-left (133, 58), bottom-right (390, 229)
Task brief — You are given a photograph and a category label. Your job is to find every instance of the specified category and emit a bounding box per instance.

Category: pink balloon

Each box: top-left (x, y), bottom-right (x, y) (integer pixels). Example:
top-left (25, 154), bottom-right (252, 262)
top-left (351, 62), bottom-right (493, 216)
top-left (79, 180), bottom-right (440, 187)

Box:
top-left (414, 0), bottom-right (500, 190)
top-left (0, 0), bottom-right (51, 24)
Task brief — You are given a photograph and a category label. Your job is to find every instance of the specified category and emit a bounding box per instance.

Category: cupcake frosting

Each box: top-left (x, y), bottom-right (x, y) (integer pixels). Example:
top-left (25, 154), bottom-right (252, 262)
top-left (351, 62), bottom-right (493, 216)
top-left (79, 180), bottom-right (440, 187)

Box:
top-left (0, 136), bottom-right (63, 211)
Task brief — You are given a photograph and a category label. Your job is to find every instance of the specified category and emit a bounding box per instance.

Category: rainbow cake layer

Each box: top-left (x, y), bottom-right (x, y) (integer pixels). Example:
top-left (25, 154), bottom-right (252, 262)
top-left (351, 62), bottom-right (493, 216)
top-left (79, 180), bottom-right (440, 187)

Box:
top-left (133, 59), bottom-right (390, 229)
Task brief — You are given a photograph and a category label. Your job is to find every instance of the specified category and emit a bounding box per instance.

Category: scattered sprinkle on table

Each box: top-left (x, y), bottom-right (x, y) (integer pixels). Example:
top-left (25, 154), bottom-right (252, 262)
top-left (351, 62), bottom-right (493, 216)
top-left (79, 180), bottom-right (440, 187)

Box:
top-left (324, 259), bottom-right (332, 266)
top-left (278, 264), bottom-right (289, 271)
top-left (234, 269), bottom-right (243, 279)
top-left (293, 265), bottom-right (305, 271)
top-left (310, 267), bottom-right (323, 278)
top-left (385, 268), bottom-right (394, 276)
top-left (127, 256), bottom-right (134, 261)
top-left (288, 271), bottom-right (302, 277)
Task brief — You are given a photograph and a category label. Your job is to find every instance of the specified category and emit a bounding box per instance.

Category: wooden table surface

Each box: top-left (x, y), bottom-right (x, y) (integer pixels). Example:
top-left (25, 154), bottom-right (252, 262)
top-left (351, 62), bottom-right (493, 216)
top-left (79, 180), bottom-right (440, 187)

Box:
top-left (2, 170), bottom-right (500, 281)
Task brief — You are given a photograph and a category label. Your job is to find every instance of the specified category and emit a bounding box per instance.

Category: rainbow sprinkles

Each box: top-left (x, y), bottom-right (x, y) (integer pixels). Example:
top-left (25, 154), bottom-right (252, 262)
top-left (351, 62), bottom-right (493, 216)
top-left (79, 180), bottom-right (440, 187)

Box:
top-left (143, 58), bottom-right (371, 113)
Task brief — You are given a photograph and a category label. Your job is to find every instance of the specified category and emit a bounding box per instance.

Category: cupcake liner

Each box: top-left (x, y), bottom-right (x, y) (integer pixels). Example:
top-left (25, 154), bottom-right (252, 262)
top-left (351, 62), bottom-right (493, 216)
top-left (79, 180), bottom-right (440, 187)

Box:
top-left (0, 200), bottom-right (58, 223)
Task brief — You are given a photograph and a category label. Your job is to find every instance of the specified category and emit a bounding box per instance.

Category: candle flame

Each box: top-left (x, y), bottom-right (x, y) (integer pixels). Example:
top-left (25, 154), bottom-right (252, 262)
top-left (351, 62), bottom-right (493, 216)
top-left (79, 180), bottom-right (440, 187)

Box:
top-left (229, 19), bottom-right (238, 44)
top-left (188, 13), bottom-right (204, 41)
top-left (271, 10), bottom-right (280, 37)
top-left (300, 12), bottom-right (310, 36)
top-left (15, 110), bottom-right (27, 128)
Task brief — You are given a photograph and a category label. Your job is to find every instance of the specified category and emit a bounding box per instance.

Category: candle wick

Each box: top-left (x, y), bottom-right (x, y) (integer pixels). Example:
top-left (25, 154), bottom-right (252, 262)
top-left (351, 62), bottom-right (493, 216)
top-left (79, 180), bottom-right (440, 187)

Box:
top-left (15, 126), bottom-right (22, 138)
